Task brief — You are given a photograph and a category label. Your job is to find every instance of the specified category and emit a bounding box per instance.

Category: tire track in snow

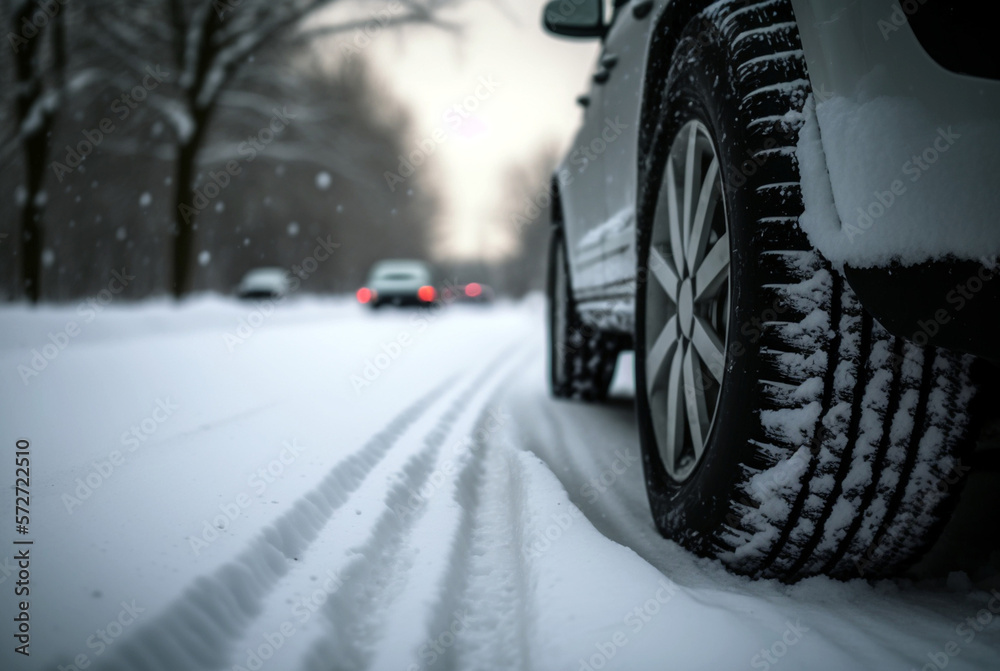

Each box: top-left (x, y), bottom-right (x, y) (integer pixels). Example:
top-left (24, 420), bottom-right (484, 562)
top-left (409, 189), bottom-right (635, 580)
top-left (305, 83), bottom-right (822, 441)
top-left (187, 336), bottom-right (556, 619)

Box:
top-left (93, 376), bottom-right (459, 671)
top-left (493, 351), bottom-right (716, 587)
top-left (499, 351), bottom-right (662, 569)
top-left (432, 437), bottom-right (538, 671)
top-left (377, 362), bottom-right (537, 671)
top-left (295, 347), bottom-right (531, 671)
top-left (406, 431), bottom-right (493, 671)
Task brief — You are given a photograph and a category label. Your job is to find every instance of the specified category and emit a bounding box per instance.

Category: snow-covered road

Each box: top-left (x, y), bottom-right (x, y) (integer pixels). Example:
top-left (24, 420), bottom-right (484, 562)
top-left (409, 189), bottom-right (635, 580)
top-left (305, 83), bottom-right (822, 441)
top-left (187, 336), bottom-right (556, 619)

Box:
top-left (1, 297), bottom-right (998, 671)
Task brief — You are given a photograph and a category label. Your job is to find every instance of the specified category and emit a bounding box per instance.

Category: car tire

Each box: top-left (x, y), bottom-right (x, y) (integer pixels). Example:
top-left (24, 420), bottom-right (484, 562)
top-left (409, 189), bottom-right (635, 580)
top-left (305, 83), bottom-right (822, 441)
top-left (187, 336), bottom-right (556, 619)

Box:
top-left (548, 229), bottom-right (619, 401)
top-left (634, 0), bottom-right (980, 580)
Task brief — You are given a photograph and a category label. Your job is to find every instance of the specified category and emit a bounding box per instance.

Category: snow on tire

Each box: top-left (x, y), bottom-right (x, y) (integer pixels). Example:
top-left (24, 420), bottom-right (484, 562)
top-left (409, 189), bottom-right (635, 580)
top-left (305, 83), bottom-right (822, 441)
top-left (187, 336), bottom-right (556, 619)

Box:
top-left (635, 0), bottom-right (980, 581)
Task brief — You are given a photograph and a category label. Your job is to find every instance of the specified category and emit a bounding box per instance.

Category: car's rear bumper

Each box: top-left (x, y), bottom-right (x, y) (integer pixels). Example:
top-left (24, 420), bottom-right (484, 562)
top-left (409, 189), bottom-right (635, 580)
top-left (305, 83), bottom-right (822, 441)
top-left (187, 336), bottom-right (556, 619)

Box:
top-left (373, 292), bottom-right (426, 307)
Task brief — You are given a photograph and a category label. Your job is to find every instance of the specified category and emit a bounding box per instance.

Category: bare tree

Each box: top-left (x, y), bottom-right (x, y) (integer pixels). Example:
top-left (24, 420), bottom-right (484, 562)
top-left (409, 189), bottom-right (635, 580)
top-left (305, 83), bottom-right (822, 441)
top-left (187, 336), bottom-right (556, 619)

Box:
top-left (196, 48), bottom-right (441, 294)
top-left (2, 0), bottom-right (125, 301)
top-left (3, 0), bottom-right (68, 301)
top-left (89, 0), bottom-right (457, 297)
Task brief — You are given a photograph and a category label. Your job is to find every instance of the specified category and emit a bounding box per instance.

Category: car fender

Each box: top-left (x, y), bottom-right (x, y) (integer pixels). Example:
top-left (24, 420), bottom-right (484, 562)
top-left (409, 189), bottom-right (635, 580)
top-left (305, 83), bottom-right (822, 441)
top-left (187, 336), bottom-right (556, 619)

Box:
top-left (790, 0), bottom-right (1000, 269)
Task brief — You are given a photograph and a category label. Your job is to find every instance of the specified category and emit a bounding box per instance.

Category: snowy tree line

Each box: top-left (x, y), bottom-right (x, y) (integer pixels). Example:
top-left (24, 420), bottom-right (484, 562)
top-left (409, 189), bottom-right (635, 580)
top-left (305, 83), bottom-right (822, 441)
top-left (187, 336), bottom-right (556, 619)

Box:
top-left (0, 0), bottom-right (450, 301)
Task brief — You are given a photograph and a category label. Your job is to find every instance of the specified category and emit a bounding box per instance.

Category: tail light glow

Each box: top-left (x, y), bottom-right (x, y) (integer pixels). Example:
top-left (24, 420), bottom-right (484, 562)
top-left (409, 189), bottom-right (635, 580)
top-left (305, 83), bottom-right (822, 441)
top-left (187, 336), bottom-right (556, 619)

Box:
top-left (418, 285), bottom-right (436, 302)
top-left (464, 283), bottom-right (482, 298)
top-left (356, 287), bottom-right (373, 304)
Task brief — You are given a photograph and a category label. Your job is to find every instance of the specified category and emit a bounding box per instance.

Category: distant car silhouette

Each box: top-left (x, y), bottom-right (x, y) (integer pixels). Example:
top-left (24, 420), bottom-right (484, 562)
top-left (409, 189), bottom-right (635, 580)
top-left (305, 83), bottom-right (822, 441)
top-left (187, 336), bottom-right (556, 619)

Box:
top-left (358, 260), bottom-right (436, 308)
top-left (236, 267), bottom-right (290, 299)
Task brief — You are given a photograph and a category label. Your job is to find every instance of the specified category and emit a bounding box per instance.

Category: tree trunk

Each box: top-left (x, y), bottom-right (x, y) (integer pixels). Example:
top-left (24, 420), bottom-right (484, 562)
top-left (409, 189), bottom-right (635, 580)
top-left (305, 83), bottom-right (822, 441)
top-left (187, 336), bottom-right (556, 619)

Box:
top-left (12, 2), bottom-right (66, 303)
top-left (170, 110), bottom-right (210, 298)
top-left (12, 7), bottom-right (46, 302)
top-left (18, 131), bottom-right (45, 303)
top-left (171, 140), bottom-right (197, 298)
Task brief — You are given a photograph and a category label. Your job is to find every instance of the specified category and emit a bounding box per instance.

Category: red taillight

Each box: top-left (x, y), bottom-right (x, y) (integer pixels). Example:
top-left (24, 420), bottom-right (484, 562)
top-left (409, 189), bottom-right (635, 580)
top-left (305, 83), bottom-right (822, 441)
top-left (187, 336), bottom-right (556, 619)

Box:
top-left (418, 285), bottom-right (436, 302)
top-left (356, 287), bottom-right (373, 304)
top-left (464, 282), bottom-right (482, 298)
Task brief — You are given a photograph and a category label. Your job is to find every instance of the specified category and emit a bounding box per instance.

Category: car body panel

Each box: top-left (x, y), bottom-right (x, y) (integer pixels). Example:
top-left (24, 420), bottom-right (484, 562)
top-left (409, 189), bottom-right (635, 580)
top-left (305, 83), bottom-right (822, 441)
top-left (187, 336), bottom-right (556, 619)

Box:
top-left (556, 58), bottom-right (610, 298)
top-left (599, 2), bottom-right (654, 322)
top-left (791, 0), bottom-right (1000, 268)
top-left (555, 1), bottom-right (660, 328)
top-left (553, 0), bottom-right (999, 357)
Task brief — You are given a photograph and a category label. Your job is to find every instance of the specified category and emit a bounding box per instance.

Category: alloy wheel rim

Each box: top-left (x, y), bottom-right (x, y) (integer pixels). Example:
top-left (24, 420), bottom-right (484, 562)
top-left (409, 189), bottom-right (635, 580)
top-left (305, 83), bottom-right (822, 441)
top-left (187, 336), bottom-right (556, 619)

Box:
top-left (644, 120), bottom-right (731, 482)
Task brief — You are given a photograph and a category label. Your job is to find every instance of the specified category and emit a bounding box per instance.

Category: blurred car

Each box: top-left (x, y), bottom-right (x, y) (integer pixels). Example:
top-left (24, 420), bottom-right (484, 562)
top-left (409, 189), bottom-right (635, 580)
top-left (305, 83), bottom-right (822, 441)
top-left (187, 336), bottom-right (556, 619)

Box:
top-left (542, 0), bottom-right (998, 581)
top-left (236, 267), bottom-right (290, 299)
top-left (357, 259), bottom-right (436, 308)
top-left (441, 282), bottom-right (495, 304)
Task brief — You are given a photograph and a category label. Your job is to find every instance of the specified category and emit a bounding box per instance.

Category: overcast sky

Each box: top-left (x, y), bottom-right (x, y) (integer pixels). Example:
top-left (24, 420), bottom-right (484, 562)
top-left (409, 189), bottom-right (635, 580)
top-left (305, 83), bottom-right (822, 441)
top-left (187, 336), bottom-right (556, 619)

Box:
top-left (319, 0), bottom-right (600, 260)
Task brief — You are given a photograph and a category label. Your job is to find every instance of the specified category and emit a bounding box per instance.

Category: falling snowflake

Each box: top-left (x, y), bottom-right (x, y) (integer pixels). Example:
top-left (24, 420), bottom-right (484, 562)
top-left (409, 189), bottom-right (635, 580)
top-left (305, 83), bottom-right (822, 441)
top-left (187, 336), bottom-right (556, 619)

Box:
top-left (287, 222), bottom-right (300, 236)
top-left (42, 248), bottom-right (55, 267)
top-left (116, 227), bottom-right (127, 241)
top-left (139, 192), bottom-right (152, 207)
top-left (198, 250), bottom-right (211, 266)
top-left (316, 171), bottom-right (331, 190)
top-left (215, 201), bottom-right (225, 213)
top-left (336, 204), bottom-right (343, 213)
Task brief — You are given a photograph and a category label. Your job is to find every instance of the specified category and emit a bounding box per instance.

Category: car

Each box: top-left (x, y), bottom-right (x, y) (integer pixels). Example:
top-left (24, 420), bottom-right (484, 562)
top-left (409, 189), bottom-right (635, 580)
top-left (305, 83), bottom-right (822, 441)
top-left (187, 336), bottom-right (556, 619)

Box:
top-left (358, 259), bottom-right (437, 308)
top-left (236, 267), bottom-right (291, 299)
top-left (441, 282), bottom-right (495, 304)
top-left (542, 0), bottom-right (999, 581)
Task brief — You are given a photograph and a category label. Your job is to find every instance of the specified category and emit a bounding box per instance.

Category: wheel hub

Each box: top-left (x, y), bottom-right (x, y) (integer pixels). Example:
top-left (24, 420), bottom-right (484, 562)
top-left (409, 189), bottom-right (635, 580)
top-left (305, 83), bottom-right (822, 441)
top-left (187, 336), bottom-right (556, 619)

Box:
top-left (643, 120), bottom-right (731, 482)
top-left (678, 278), bottom-right (694, 338)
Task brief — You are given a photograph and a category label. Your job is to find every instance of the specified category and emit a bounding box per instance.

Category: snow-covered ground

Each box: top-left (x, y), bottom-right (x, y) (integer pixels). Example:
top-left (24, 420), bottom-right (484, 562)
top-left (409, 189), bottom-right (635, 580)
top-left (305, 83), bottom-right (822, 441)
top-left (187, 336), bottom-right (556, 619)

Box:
top-left (1, 296), bottom-right (999, 671)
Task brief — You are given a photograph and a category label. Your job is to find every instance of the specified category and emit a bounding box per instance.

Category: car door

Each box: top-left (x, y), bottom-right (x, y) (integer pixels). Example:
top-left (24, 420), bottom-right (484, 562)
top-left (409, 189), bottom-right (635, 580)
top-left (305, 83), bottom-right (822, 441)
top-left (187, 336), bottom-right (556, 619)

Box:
top-left (558, 49), bottom-right (610, 301)
top-left (599, 0), bottom-right (656, 307)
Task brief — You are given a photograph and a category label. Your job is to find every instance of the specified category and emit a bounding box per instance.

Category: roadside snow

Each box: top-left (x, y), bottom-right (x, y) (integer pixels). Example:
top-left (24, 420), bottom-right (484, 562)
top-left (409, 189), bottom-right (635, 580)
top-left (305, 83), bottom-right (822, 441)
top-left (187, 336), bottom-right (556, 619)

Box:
top-left (0, 297), bottom-right (998, 670)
